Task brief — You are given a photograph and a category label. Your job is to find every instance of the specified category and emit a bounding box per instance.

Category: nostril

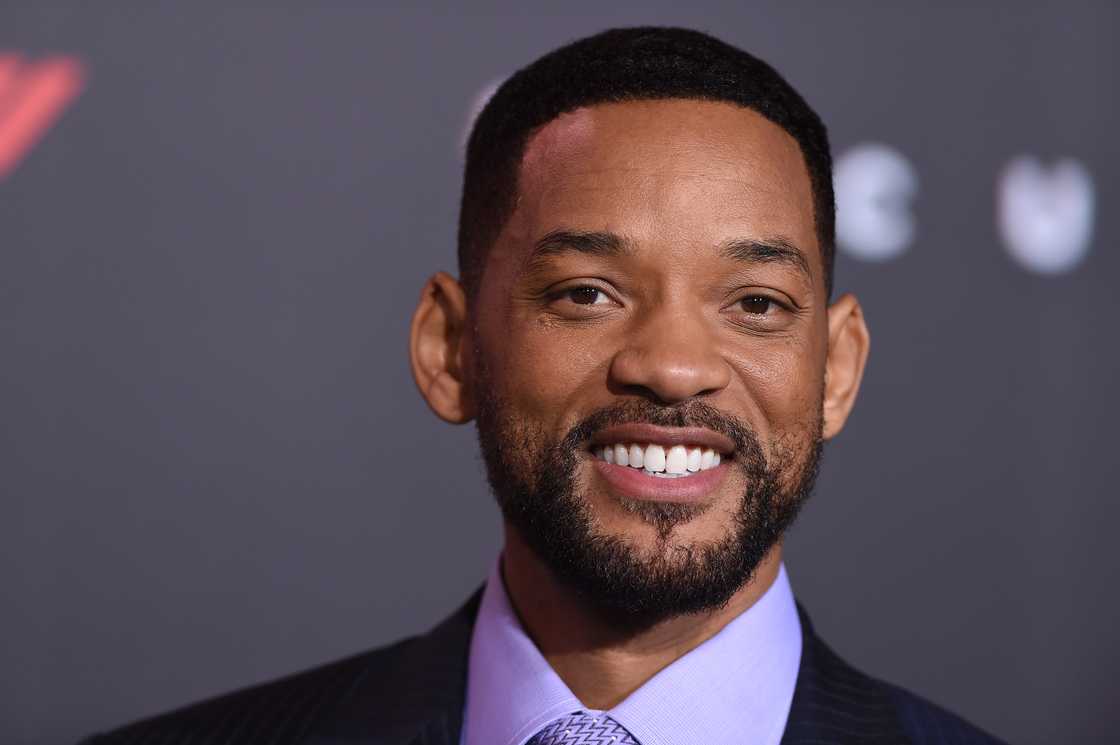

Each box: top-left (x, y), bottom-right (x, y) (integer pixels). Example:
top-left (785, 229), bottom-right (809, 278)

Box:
top-left (607, 345), bottom-right (732, 404)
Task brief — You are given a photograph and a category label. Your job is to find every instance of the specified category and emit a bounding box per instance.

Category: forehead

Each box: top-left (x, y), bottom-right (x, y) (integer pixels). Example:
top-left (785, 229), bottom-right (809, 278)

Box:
top-left (510, 98), bottom-right (818, 266)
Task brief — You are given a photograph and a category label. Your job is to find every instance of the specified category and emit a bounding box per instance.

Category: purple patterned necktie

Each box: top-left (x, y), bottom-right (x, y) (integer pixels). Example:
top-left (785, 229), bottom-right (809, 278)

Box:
top-left (526, 711), bottom-right (641, 745)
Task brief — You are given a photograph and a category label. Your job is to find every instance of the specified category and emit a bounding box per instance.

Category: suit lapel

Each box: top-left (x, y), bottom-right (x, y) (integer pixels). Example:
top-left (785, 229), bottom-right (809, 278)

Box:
top-left (305, 586), bottom-right (484, 745)
top-left (780, 603), bottom-right (912, 745)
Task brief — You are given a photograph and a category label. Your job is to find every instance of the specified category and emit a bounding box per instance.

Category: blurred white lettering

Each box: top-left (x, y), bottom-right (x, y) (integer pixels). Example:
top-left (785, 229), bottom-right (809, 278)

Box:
top-left (834, 143), bottom-right (918, 262)
top-left (998, 156), bottom-right (1095, 274)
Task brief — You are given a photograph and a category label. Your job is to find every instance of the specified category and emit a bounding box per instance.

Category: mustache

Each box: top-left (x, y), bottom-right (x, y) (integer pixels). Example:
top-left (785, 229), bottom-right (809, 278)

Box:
top-left (562, 399), bottom-right (764, 463)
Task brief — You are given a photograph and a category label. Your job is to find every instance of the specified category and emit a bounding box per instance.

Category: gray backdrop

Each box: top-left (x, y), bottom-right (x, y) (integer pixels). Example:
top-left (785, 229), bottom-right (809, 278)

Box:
top-left (2, 3), bottom-right (1117, 744)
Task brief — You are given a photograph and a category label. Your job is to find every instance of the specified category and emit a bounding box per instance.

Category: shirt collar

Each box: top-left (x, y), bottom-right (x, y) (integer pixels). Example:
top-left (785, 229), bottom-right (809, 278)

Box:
top-left (460, 553), bottom-right (802, 745)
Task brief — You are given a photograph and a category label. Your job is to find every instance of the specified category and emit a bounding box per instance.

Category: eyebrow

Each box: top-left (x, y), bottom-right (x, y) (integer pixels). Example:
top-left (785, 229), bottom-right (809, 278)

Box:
top-left (527, 228), bottom-right (813, 282)
top-left (528, 229), bottom-right (631, 265)
top-left (719, 237), bottom-right (813, 283)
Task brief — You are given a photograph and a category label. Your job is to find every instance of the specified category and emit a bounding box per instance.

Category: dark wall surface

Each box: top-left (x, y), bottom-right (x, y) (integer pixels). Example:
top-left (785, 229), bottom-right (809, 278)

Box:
top-left (3, 3), bottom-right (1116, 744)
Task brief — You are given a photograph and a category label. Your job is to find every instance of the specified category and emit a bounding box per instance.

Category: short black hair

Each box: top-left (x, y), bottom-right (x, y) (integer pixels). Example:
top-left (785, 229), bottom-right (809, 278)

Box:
top-left (458, 26), bottom-right (835, 299)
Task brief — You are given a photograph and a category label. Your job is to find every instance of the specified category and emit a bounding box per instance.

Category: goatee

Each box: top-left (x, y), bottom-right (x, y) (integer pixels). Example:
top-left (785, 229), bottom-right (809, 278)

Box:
top-left (475, 394), bottom-right (823, 632)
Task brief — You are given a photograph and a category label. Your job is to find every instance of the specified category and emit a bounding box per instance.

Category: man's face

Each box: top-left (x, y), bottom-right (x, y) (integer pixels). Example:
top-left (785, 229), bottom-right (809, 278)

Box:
top-left (469, 99), bottom-right (830, 626)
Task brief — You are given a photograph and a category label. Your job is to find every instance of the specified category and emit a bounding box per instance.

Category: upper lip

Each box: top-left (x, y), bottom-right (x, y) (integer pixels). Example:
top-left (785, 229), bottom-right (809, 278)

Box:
top-left (588, 424), bottom-right (736, 454)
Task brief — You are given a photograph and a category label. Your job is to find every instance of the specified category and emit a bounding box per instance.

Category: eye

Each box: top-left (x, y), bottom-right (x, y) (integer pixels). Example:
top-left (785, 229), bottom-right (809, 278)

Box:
top-left (563, 286), bottom-right (611, 306)
top-left (543, 282), bottom-right (620, 320)
top-left (725, 291), bottom-right (798, 331)
top-left (739, 295), bottom-right (775, 315)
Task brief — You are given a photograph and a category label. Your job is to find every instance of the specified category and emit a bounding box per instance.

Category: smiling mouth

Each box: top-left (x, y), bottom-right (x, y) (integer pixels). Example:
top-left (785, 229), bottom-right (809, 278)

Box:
top-left (592, 442), bottom-right (723, 479)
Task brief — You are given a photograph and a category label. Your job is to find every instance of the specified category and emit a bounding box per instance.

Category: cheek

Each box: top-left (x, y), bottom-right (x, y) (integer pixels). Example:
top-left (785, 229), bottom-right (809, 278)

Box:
top-left (481, 313), bottom-right (612, 430)
top-left (728, 334), bottom-right (825, 438)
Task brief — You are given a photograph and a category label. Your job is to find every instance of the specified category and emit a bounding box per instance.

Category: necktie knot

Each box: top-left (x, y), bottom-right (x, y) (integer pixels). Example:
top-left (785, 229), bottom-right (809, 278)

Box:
top-left (526, 711), bottom-right (640, 745)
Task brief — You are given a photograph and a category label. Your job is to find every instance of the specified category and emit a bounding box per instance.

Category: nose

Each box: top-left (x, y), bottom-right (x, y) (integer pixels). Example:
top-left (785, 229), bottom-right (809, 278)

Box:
top-left (608, 305), bottom-right (731, 404)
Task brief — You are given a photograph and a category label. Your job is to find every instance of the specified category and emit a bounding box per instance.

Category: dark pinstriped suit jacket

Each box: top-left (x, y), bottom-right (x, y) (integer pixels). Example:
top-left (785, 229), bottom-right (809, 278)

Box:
top-left (84, 589), bottom-right (1008, 745)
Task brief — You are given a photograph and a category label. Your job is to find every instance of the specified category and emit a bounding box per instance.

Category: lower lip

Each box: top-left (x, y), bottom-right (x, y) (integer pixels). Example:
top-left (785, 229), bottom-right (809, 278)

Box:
top-left (590, 457), bottom-right (731, 504)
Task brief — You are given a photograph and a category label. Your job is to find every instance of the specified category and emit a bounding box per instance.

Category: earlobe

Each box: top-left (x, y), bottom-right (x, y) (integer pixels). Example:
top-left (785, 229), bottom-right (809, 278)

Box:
top-left (822, 293), bottom-right (871, 440)
top-left (408, 272), bottom-right (476, 424)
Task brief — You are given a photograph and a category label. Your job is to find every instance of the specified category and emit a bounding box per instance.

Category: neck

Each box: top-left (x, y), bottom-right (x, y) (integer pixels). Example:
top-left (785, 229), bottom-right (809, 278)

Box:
top-left (500, 528), bottom-right (783, 710)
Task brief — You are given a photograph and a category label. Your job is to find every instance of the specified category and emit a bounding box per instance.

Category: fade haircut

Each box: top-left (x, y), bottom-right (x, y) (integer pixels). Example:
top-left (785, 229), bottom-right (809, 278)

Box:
top-left (458, 26), bottom-right (836, 300)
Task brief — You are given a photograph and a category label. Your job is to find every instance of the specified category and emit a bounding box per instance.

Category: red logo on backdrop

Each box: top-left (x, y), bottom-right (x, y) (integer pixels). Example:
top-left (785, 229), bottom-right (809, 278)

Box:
top-left (0, 53), bottom-right (86, 181)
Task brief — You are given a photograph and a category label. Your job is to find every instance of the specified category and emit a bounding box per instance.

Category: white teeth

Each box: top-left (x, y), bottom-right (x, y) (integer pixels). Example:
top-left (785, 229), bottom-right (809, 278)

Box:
top-left (613, 444), bottom-right (629, 467)
top-left (700, 449), bottom-right (715, 469)
top-left (628, 443), bottom-right (644, 469)
top-left (665, 445), bottom-right (688, 474)
top-left (594, 442), bottom-right (727, 475)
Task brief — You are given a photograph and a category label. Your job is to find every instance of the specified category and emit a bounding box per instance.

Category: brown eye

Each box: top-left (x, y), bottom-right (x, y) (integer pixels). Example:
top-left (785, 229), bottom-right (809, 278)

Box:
top-left (739, 296), bottom-right (773, 315)
top-left (567, 286), bottom-right (606, 305)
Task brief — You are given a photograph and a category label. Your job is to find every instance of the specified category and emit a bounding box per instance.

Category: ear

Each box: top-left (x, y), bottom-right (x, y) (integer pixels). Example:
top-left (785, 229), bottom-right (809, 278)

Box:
top-left (409, 271), bottom-right (475, 424)
top-left (822, 292), bottom-right (870, 440)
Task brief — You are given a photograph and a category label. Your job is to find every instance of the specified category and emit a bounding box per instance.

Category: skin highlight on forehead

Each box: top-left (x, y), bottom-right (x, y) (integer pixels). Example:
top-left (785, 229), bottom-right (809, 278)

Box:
top-left (519, 106), bottom-right (600, 178)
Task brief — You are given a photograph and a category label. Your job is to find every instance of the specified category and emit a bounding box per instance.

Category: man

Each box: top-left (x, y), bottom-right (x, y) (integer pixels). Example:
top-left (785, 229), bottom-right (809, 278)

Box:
top-left (86, 27), bottom-right (1007, 745)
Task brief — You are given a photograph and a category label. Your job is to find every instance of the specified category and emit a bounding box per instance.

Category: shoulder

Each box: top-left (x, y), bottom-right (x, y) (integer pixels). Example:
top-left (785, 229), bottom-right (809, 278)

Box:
top-left (79, 586), bottom-right (485, 745)
top-left (883, 681), bottom-right (1009, 745)
top-left (79, 634), bottom-right (424, 745)
top-left (786, 604), bottom-right (1010, 745)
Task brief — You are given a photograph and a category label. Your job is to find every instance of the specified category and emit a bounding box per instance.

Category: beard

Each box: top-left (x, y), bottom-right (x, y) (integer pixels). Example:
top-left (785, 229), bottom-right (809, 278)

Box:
top-left (475, 391), bottom-right (823, 632)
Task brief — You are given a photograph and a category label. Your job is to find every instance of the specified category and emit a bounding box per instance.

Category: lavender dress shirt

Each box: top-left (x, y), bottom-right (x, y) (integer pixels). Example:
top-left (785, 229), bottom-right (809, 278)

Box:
top-left (460, 554), bottom-right (803, 745)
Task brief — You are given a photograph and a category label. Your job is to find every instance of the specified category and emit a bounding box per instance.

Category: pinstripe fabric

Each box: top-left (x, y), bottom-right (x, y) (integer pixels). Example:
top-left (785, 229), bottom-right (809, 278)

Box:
top-left (888, 683), bottom-right (1007, 745)
top-left (778, 604), bottom-right (1006, 745)
top-left (81, 589), bottom-right (1007, 745)
top-left (81, 589), bottom-right (483, 745)
top-left (79, 651), bottom-right (368, 745)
